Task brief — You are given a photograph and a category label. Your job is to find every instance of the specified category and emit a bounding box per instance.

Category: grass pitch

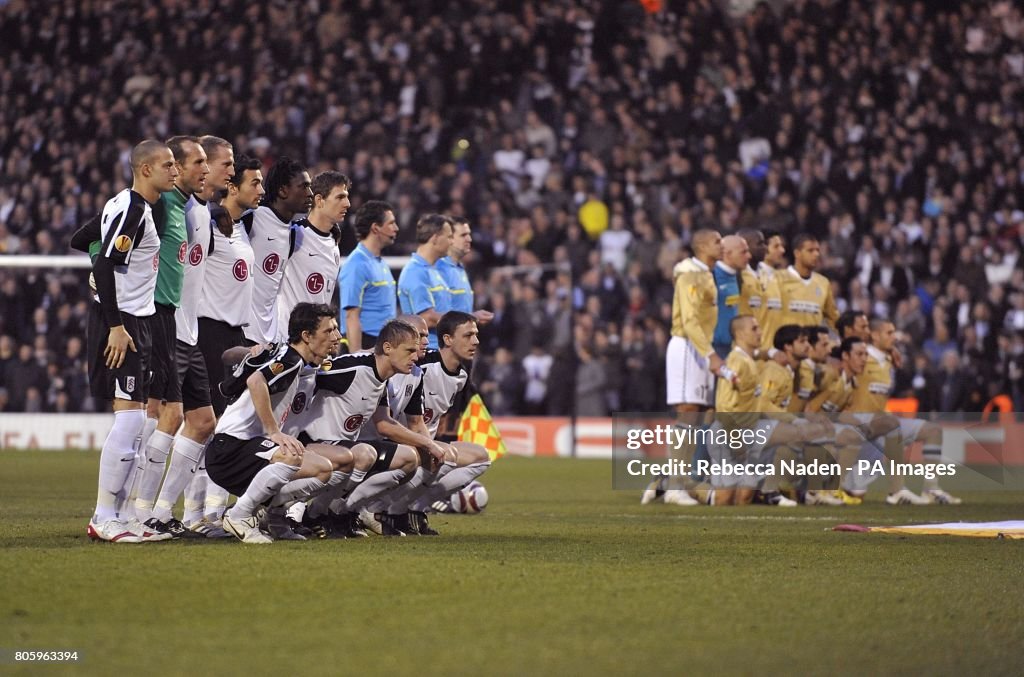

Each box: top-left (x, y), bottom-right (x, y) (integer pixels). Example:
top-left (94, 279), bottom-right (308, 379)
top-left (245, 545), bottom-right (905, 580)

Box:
top-left (1, 451), bottom-right (1022, 676)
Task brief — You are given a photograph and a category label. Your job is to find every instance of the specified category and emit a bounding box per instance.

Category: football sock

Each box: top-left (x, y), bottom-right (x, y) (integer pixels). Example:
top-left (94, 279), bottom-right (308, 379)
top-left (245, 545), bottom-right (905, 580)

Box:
top-left (921, 444), bottom-right (942, 492)
top-left (203, 471), bottom-right (230, 522)
top-left (307, 471), bottom-right (349, 518)
top-left (344, 469), bottom-right (408, 512)
top-left (152, 435), bottom-right (206, 522)
top-left (380, 466), bottom-right (427, 515)
top-left (271, 477), bottom-right (327, 507)
top-left (123, 416), bottom-right (158, 520)
top-left (227, 463), bottom-right (299, 520)
top-left (133, 430), bottom-right (174, 521)
top-left (183, 464), bottom-right (209, 527)
top-left (344, 468), bottom-right (367, 493)
top-left (415, 462), bottom-right (491, 507)
top-left (94, 409), bottom-right (146, 523)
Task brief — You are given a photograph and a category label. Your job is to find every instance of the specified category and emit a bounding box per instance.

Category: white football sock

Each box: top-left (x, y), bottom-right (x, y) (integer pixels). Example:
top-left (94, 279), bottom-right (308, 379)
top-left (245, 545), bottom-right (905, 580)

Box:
top-left (183, 464), bottom-right (209, 526)
top-left (203, 472), bottom-right (230, 522)
top-left (133, 430), bottom-right (174, 521)
top-left (307, 471), bottom-right (349, 518)
top-left (415, 462), bottom-right (491, 508)
top-left (344, 469), bottom-right (408, 512)
top-left (152, 435), bottom-right (206, 522)
top-left (94, 409), bottom-right (146, 523)
top-left (378, 466), bottom-right (428, 515)
top-left (921, 444), bottom-right (942, 492)
top-left (123, 416), bottom-right (158, 521)
top-left (227, 463), bottom-right (299, 519)
top-left (271, 478), bottom-right (327, 507)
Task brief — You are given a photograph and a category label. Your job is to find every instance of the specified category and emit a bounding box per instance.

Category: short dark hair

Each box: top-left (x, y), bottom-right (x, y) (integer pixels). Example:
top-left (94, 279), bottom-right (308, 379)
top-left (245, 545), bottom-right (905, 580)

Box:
top-left (805, 325), bottom-right (830, 348)
top-left (773, 324), bottom-right (806, 352)
top-left (791, 233), bottom-right (818, 252)
top-left (262, 156), bottom-right (306, 206)
top-left (311, 171), bottom-right (350, 202)
top-left (288, 302), bottom-right (335, 344)
top-left (353, 200), bottom-right (394, 240)
top-left (869, 316), bottom-right (894, 333)
top-left (437, 311), bottom-right (477, 348)
top-left (374, 319), bottom-right (419, 355)
top-left (415, 213), bottom-right (451, 244)
top-left (836, 310), bottom-right (867, 338)
top-left (166, 135), bottom-right (201, 164)
top-left (229, 155), bottom-right (261, 188)
top-left (839, 336), bottom-right (864, 358)
top-left (130, 139), bottom-right (169, 171)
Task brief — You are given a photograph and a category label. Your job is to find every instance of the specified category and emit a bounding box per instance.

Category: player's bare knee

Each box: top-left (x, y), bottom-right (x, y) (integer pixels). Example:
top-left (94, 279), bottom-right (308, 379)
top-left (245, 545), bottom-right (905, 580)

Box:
top-left (352, 443), bottom-right (376, 470)
top-left (455, 442), bottom-right (489, 465)
top-left (393, 446), bottom-right (418, 475)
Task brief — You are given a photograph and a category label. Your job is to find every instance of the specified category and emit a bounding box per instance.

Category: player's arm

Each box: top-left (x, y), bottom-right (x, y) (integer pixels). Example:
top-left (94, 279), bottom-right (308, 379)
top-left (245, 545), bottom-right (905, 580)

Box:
top-left (344, 307), bottom-right (362, 353)
top-left (757, 368), bottom-right (796, 422)
top-left (246, 369), bottom-right (304, 457)
top-left (822, 280), bottom-right (839, 331)
top-left (676, 272), bottom-right (723, 374)
top-left (69, 212), bottom-right (102, 253)
top-left (339, 261), bottom-right (365, 351)
top-left (372, 406), bottom-right (443, 458)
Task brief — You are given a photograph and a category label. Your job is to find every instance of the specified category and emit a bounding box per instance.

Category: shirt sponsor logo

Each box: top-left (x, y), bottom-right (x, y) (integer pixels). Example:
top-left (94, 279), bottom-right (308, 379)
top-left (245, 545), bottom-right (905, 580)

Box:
top-left (178, 241), bottom-right (187, 263)
top-left (423, 407), bottom-right (434, 424)
top-left (114, 235), bottom-right (133, 252)
top-left (344, 414), bottom-right (365, 433)
top-left (291, 391), bottom-right (308, 414)
top-left (233, 259), bottom-right (249, 281)
top-left (189, 244), bottom-right (203, 266)
top-left (306, 272), bottom-right (325, 294)
top-left (152, 253), bottom-right (160, 271)
top-left (262, 252), bottom-right (281, 275)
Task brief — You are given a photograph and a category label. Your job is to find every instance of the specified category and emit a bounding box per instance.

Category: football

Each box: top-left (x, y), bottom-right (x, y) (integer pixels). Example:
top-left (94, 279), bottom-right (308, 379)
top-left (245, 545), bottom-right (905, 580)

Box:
top-left (450, 481), bottom-right (489, 514)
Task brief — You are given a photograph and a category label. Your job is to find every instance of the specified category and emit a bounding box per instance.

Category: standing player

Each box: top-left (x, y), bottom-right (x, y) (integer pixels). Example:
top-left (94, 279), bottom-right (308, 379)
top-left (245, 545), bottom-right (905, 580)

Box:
top-left (197, 155), bottom-right (262, 416)
top-left (243, 156), bottom-right (312, 347)
top-left (398, 214), bottom-right (454, 350)
top-left (774, 234), bottom-right (839, 341)
top-left (338, 200), bottom-right (399, 352)
top-left (276, 171), bottom-right (349, 341)
top-left (205, 303), bottom-right (339, 544)
top-left (141, 136), bottom-right (235, 537)
top-left (86, 139), bottom-right (177, 543)
top-left (648, 228), bottom-right (722, 506)
top-left (711, 235), bottom-right (750, 359)
top-left (129, 136), bottom-right (208, 523)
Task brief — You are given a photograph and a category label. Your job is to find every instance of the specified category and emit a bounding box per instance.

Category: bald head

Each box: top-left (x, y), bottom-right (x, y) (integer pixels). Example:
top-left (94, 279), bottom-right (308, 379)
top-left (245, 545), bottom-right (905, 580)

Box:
top-left (130, 139), bottom-right (171, 172)
top-left (721, 235), bottom-right (750, 270)
top-left (692, 229), bottom-right (723, 262)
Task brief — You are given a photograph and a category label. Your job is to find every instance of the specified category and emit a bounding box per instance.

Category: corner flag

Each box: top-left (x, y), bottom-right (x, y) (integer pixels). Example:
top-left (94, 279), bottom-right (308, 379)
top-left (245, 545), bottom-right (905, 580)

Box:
top-left (458, 394), bottom-right (507, 461)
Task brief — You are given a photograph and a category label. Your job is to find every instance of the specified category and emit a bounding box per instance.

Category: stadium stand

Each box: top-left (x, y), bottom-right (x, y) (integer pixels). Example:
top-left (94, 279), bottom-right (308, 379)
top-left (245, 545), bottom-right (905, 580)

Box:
top-left (0, 0), bottom-right (1022, 414)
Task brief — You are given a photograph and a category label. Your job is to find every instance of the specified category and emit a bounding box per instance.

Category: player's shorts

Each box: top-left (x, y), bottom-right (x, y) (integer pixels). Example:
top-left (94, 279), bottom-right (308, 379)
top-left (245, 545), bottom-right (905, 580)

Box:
top-left (176, 340), bottom-right (211, 412)
top-left (148, 303), bottom-right (181, 402)
top-left (197, 318), bottom-right (245, 417)
top-left (666, 336), bottom-right (714, 407)
top-left (88, 303), bottom-right (153, 403)
top-left (302, 437), bottom-right (400, 474)
top-left (706, 419), bottom-right (779, 489)
top-left (206, 433), bottom-right (278, 497)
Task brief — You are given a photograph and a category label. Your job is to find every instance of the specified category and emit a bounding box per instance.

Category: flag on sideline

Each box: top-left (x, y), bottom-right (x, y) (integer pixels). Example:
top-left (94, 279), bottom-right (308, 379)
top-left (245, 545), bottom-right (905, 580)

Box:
top-left (458, 394), bottom-right (507, 461)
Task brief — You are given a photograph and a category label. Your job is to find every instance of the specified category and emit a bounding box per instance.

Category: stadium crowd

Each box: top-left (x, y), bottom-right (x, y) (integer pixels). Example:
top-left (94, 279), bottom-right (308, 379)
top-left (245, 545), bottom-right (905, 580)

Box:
top-left (1, 0), bottom-right (1023, 414)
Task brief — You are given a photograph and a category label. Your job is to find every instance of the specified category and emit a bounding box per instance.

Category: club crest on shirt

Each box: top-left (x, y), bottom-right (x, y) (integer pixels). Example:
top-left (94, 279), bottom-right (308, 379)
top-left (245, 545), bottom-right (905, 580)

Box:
top-left (270, 362), bottom-right (284, 375)
top-left (114, 235), bottom-right (133, 252)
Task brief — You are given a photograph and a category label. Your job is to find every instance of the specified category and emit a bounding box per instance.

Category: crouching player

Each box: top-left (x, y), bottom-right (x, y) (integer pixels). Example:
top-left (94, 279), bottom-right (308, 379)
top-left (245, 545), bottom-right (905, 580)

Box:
top-left (296, 319), bottom-right (446, 538)
top-left (205, 303), bottom-right (338, 544)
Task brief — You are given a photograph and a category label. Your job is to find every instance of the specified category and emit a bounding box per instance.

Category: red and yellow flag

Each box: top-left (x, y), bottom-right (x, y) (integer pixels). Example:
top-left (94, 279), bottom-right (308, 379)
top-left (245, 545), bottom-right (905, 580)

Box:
top-left (458, 394), bottom-right (507, 461)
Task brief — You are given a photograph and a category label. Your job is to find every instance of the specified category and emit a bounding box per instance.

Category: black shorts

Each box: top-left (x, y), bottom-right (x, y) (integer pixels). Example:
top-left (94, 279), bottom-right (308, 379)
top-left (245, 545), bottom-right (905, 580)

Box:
top-left (176, 340), bottom-right (212, 412)
top-left (148, 303), bottom-right (181, 402)
top-left (305, 437), bottom-right (399, 474)
top-left (206, 433), bottom-right (276, 497)
top-left (197, 318), bottom-right (245, 417)
top-left (88, 303), bottom-right (153, 403)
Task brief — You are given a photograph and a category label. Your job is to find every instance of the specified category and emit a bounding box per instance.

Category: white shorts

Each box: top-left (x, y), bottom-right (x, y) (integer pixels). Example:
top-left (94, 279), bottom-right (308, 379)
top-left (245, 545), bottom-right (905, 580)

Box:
top-left (897, 417), bottom-right (925, 443)
top-left (706, 419), bottom-right (778, 489)
top-left (666, 336), bottom-right (715, 407)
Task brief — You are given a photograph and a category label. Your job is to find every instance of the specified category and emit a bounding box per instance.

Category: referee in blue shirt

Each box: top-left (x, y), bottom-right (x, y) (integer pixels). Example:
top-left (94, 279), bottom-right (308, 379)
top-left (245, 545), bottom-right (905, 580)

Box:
top-left (398, 214), bottom-right (454, 349)
top-left (437, 217), bottom-right (494, 321)
top-left (338, 200), bottom-right (398, 351)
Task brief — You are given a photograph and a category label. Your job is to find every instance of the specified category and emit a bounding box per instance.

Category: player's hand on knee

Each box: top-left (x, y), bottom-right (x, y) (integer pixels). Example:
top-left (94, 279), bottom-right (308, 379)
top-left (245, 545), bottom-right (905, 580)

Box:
top-left (270, 431), bottom-right (304, 463)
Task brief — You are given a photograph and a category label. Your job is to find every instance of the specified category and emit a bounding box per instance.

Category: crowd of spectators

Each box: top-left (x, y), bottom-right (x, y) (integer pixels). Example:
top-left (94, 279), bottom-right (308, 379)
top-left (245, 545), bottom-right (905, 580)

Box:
top-left (1, 0), bottom-right (1023, 414)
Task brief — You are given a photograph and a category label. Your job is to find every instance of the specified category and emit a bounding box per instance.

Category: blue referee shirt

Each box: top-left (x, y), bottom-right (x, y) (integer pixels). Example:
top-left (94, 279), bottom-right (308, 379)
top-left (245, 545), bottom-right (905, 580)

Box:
top-left (338, 242), bottom-right (397, 339)
top-left (712, 261), bottom-right (741, 357)
top-left (398, 252), bottom-right (451, 349)
top-left (437, 255), bottom-right (473, 313)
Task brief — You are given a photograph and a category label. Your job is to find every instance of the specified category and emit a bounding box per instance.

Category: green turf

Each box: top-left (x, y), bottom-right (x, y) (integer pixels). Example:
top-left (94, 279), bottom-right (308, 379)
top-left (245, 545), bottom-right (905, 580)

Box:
top-left (1, 452), bottom-right (1022, 676)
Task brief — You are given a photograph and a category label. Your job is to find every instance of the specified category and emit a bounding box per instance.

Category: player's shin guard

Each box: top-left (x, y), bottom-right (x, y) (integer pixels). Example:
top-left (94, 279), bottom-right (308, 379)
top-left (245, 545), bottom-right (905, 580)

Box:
top-left (123, 416), bottom-right (159, 521)
top-left (227, 463), bottom-right (299, 520)
top-left (412, 461), bottom-right (490, 510)
top-left (95, 409), bottom-right (147, 523)
top-left (151, 435), bottom-right (206, 522)
top-left (921, 444), bottom-right (943, 492)
top-left (203, 474), bottom-right (230, 522)
top-left (183, 465), bottom-right (209, 527)
top-left (271, 477), bottom-right (327, 507)
top-left (306, 471), bottom-right (349, 518)
top-left (133, 430), bottom-right (174, 522)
